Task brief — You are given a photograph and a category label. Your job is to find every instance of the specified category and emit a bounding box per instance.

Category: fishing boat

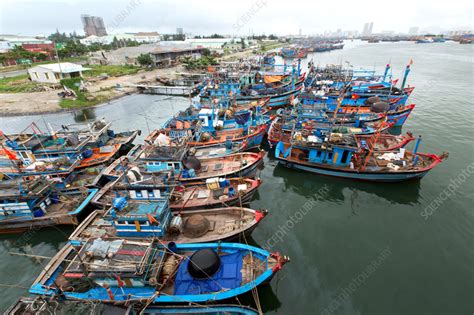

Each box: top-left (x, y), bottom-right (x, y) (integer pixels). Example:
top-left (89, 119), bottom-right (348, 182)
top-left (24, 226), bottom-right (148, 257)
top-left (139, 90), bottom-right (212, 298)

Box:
top-left (0, 179), bottom-right (97, 234)
top-left (170, 178), bottom-right (261, 210)
top-left (69, 205), bottom-right (267, 243)
top-left (159, 107), bottom-right (274, 150)
top-left (56, 119), bottom-right (140, 155)
top-left (30, 239), bottom-right (289, 303)
top-left (200, 75), bottom-right (305, 109)
top-left (263, 52), bottom-right (276, 65)
top-left (0, 153), bottom-right (79, 180)
top-left (140, 136), bottom-right (247, 159)
top-left (267, 115), bottom-right (393, 148)
top-left (91, 156), bottom-right (175, 189)
top-left (280, 46), bottom-right (308, 59)
top-left (327, 103), bottom-right (416, 127)
top-left (76, 143), bottom-right (122, 169)
top-left (179, 152), bottom-right (264, 182)
top-left (57, 165), bottom-right (105, 190)
top-left (93, 175), bottom-right (261, 211)
top-left (274, 135), bottom-right (448, 182)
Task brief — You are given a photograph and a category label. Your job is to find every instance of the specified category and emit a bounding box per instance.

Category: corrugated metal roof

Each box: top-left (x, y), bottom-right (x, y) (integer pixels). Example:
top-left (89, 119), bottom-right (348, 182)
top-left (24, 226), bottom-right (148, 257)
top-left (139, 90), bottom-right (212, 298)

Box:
top-left (31, 62), bottom-right (90, 73)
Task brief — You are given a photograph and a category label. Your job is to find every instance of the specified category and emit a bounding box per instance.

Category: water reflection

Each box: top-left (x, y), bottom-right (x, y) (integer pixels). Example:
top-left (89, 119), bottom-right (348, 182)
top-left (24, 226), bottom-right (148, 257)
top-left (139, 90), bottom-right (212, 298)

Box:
top-left (272, 163), bottom-right (421, 205)
top-left (73, 108), bottom-right (96, 123)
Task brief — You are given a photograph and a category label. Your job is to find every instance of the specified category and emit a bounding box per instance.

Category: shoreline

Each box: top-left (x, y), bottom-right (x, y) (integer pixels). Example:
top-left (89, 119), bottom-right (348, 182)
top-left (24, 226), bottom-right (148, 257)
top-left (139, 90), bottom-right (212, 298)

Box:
top-left (0, 91), bottom-right (137, 117)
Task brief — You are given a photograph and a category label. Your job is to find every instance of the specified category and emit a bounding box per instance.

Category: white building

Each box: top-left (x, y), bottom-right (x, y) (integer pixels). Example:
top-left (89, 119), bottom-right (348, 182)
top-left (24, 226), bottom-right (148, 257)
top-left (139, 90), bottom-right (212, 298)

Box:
top-left (0, 34), bottom-right (52, 52)
top-left (28, 62), bottom-right (90, 83)
top-left (80, 32), bottom-right (161, 46)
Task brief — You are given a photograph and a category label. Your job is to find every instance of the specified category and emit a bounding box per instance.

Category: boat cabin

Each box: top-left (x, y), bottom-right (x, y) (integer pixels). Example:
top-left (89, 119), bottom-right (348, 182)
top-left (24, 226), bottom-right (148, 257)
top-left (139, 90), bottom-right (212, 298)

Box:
top-left (105, 194), bottom-right (171, 237)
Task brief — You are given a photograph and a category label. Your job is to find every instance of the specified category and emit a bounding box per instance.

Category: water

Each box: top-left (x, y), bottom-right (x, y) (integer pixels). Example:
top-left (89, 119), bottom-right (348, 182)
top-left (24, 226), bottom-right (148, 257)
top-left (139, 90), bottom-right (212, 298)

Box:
top-left (1, 40), bottom-right (473, 314)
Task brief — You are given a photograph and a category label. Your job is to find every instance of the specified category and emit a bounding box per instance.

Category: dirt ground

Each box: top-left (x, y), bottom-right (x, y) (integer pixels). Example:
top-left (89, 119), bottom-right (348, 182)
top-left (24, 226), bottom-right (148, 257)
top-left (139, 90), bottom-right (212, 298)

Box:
top-left (0, 65), bottom-right (185, 116)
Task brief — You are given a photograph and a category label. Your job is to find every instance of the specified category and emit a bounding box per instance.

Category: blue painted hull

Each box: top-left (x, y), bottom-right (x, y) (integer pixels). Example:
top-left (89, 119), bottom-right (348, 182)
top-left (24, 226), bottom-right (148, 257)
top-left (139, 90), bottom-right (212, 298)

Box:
top-left (30, 242), bottom-right (285, 303)
top-left (276, 158), bottom-right (430, 182)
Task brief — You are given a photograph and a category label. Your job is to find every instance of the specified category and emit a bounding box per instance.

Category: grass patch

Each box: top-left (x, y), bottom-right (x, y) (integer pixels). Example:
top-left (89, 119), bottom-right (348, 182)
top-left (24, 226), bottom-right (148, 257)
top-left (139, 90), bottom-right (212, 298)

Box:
top-left (59, 95), bottom-right (109, 108)
top-left (0, 74), bottom-right (44, 93)
top-left (59, 77), bottom-right (113, 109)
top-left (85, 64), bottom-right (142, 77)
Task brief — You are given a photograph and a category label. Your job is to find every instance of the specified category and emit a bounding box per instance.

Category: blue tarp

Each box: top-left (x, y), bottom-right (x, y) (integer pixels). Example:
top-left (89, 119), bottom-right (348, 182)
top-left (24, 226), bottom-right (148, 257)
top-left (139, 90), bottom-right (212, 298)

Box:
top-left (234, 112), bottom-right (251, 125)
top-left (174, 252), bottom-right (244, 295)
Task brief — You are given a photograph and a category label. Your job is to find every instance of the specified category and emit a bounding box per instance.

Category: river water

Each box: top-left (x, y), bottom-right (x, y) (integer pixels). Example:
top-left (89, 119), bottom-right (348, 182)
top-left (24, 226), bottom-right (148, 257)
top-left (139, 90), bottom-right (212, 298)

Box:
top-left (0, 40), bottom-right (473, 314)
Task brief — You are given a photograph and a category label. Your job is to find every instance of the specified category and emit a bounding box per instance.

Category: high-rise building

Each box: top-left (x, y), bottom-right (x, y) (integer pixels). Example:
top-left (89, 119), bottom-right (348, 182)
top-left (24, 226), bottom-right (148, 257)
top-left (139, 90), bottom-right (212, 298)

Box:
top-left (368, 22), bottom-right (374, 35)
top-left (408, 27), bottom-right (419, 35)
top-left (362, 23), bottom-right (369, 36)
top-left (81, 15), bottom-right (107, 37)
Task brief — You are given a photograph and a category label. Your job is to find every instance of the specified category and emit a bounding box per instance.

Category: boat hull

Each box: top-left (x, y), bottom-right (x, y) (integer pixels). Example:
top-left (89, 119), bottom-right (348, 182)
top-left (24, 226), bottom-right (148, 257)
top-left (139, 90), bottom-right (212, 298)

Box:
top-left (276, 157), bottom-right (432, 182)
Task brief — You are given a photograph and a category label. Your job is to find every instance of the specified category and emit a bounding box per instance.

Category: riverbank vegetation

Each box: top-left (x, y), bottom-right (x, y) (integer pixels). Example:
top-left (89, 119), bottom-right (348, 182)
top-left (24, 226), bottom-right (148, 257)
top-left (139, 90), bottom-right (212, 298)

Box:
top-left (85, 65), bottom-right (142, 77)
top-left (0, 74), bottom-right (44, 93)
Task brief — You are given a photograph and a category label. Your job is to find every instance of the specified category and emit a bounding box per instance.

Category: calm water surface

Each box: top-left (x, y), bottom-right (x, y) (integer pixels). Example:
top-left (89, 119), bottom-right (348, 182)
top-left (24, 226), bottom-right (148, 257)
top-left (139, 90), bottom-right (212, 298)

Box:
top-left (0, 41), bottom-right (473, 314)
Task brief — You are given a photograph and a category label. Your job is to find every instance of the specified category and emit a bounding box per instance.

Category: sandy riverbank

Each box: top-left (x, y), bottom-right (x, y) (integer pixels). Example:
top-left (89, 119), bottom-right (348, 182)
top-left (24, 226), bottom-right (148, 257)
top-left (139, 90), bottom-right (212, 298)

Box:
top-left (0, 65), bottom-right (185, 117)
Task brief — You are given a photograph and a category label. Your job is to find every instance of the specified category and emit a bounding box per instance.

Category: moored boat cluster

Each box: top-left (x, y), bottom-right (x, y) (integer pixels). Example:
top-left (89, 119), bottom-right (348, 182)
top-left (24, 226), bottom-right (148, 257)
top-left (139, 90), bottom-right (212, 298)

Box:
top-left (1, 54), bottom-right (446, 313)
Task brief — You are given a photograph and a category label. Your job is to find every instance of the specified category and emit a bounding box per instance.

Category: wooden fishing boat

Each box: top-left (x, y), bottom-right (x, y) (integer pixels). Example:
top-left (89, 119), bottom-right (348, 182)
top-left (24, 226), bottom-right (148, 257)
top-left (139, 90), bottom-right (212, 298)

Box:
top-left (187, 125), bottom-right (268, 150)
top-left (354, 133), bottom-right (415, 151)
top-left (201, 82), bottom-right (304, 109)
top-left (0, 179), bottom-right (98, 234)
top-left (56, 119), bottom-right (139, 153)
top-left (93, 176), bottom-right (261, 210)
top-left (30, 239), bottom-right (289, 303)
top-left (179, 152), bottom-right (264, 182)
top-left (57, 165), bottom-right (105, 190)
top-left (267, 115), bottom-right (393, 147)
top-left (0, 155), bottom-right (79, 180)
top-left (69, 206), bottom-right (267, 243)
top-left (275, 136), bottom-right (448, 182)
top-left (328, 104), bottom-right (416, 127)
top-left (170, 178), bottom-right (261, 210)
top-left (76, 143), bottom-right (121, 169)
top-left (91, 156), bottom-right (174, 188)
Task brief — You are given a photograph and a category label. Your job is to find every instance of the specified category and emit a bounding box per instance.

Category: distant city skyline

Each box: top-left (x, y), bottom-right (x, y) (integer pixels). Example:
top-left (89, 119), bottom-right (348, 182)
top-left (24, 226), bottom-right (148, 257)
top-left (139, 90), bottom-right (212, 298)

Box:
top-left (0, 0), bottom-right (472, 36)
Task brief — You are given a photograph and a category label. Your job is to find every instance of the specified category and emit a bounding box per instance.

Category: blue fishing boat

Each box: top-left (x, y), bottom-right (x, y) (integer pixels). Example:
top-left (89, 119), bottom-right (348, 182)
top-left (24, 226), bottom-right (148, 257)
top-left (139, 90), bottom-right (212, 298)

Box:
top-left (274, 134), bottom-right (448, 182)
top-left (30, 239), bottom-right (289, 303)
top-left (0, 178), bottom-right (98, 234)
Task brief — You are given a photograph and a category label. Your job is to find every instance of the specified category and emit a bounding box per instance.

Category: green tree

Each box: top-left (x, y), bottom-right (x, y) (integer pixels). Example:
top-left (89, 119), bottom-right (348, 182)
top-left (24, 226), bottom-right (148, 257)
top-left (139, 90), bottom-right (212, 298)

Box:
top-left (240, 38), bottom-right (246, 49)
top-left (137, 53), bottom-right (154, 66)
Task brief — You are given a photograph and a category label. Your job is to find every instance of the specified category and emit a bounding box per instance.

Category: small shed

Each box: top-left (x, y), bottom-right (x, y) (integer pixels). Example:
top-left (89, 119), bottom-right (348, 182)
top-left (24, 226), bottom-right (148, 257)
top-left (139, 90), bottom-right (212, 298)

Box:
top-left (28, 62), bottom-right (90, 83)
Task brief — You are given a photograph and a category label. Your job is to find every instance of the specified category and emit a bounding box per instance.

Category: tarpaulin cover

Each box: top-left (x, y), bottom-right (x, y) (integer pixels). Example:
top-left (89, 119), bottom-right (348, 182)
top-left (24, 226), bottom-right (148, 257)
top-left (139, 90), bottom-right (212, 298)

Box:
top-left (174, 252), bottom-right (244, 295)
top-left (234, 112), bottom-right (251, 125)
top-left (263, 75), bottom-right (283, 84)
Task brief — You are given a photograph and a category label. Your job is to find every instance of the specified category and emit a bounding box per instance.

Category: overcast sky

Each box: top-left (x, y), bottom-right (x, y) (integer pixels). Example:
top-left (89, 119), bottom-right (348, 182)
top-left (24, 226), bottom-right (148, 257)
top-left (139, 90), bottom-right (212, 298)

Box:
top-left (0, 0), bottom-right (472, 36)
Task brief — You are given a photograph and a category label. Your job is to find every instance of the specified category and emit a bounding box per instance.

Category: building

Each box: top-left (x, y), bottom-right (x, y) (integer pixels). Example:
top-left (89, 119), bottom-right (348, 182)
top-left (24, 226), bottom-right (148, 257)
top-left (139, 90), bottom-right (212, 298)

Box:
top-left (27, 62), bottom-right (90, 83)
top-left (362, 23), bottom-right (369, 36)
top-left (150, 42), bottom-right (204, 67)
top-left (368, 22), bottom-right (374, 35)
top-left (88, 44), bottom-right (157, 65)
top-left (0, 35), bottom-right (53, 52)
top-left (81, 15), bottom-right (107, 36)
top-left (185, 38), bottom-right (248, 52)
top-left (80, 32), bottom-right (161, 46)
top-left (176, 28), bottom-right (184, 35)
